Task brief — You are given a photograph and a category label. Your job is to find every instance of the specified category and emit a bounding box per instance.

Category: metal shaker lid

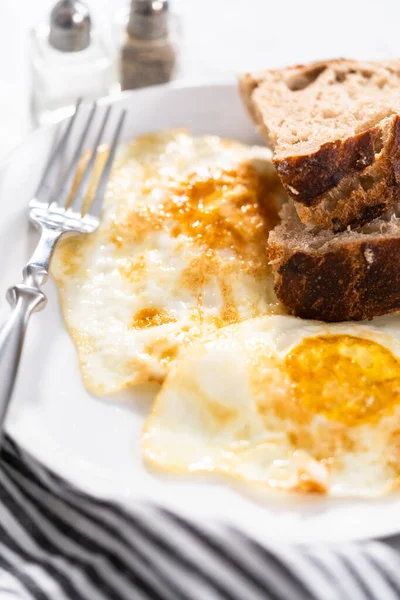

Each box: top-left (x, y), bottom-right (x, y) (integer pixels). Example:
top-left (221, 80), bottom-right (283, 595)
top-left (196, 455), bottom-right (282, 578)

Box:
top-left (49, 0), bottom-right (91, 52)
top-left (127, 0), bottom-right (170, 41)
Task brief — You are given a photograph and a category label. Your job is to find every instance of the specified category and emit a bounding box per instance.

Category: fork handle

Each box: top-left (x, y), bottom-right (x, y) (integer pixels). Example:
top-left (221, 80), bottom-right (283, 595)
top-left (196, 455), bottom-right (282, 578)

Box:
top-left (0, 285), bottom-right (46, 438)
top-left (0, 226), bottom-right (61, 442)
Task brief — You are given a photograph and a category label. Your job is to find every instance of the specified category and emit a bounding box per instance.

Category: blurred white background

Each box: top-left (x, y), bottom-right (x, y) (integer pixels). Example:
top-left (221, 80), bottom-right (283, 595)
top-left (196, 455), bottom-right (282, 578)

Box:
top-left (1, 0), bottom-right (399, 158)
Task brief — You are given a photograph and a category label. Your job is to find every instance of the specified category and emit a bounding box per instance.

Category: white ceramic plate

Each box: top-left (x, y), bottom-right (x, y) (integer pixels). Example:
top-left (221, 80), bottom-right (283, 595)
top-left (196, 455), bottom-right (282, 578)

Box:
top-left (3, 83), bottom-right (400, 544)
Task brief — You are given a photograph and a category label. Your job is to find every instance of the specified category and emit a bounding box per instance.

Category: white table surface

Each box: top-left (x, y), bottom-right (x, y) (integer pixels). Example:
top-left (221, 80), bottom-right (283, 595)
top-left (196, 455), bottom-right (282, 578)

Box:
top-left (0, 0), bottom-right (399, 160)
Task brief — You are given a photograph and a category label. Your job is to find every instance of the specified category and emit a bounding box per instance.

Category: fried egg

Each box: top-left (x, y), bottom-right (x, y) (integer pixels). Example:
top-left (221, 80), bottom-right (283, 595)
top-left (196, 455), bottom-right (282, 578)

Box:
top-left (142, 314), bottom-right (400, 496)
top-left (51, 130), bottom-right (285, 394)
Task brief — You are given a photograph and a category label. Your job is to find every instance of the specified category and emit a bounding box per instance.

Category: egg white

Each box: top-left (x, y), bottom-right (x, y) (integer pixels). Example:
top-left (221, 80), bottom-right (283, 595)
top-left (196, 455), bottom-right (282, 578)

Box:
top-left (142, 314), bottom-right (400, 497)
top-left (51, 130), bottom-right (284, 394)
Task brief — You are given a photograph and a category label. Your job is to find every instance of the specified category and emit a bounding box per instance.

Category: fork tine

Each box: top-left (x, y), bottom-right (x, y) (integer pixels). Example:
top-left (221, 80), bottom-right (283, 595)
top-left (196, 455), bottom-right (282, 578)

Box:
top-left (88, 109), bottom-right (127, 219)
top-left (35, 99), bottom-right (82, 204)
top-left (50, 102), bottom-right (97, 209)
top-left (69, 105), bottom-right (112, 214)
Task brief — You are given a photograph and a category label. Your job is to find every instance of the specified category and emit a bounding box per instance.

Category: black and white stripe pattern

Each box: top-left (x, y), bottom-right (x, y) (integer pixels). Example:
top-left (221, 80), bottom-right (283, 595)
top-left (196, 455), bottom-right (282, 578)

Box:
top-left (1, 437), bottom-right (400, 600)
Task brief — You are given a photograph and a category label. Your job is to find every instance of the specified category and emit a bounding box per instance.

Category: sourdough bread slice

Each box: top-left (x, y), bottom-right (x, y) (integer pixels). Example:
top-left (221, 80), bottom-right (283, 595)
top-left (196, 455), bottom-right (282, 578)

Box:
top-left (268, 201), bottom-right (400, 322)
top-left (239, 59), bottom-right (400, 231)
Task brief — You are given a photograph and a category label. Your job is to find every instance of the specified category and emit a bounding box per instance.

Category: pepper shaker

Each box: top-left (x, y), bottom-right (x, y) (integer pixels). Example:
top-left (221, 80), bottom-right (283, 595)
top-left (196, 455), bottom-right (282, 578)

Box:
top-left (120, 0), bottom-right (177, 90)
top-left (30, 0), bottom-right (117, 126)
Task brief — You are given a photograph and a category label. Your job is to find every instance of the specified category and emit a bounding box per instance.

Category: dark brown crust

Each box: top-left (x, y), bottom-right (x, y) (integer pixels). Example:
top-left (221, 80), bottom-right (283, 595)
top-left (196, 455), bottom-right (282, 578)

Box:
top-left (294, 116), bottom-right (400, 231)
top-left (390, 115), bottom-right (400, 187)
top-left (239, 60), bottom-right (400, 230)
top-left (268, 236), bottom-right (400, 322)
top-left (273, 129), bottom-right (380, 206)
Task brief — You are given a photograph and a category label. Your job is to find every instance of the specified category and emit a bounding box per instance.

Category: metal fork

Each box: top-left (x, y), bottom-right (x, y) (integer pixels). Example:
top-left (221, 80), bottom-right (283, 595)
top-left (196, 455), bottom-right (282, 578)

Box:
top-left (0, 101), bottom-right (126, 439)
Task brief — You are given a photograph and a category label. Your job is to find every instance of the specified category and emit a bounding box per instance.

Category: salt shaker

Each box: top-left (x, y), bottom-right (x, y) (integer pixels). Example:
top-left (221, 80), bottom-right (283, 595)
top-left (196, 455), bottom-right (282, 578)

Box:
top-left (120, 0), bottom-right (177, 90)
top-left (30, 0), bottom-right (117, 127)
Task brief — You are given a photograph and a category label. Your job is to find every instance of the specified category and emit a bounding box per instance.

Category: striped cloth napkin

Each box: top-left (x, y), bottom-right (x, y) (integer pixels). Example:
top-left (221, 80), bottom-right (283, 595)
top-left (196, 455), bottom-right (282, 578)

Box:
top-left (1, 436), bottom-right (400, 600)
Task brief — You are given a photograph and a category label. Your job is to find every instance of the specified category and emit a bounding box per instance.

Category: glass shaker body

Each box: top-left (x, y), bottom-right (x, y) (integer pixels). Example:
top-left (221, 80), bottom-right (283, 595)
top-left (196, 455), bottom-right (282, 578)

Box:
top-left (31, 23), bottom-right (117, 127)
top-left (113, 3), bottom-right (181, 91)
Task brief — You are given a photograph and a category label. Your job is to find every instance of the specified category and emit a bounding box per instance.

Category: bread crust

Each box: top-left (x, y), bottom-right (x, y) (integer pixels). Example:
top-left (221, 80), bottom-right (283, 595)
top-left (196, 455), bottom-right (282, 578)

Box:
top-left (273, 129), bottom-right (379, 205)
top-left (275, 116), bottom-right (400, 231)
top-left (239, 60), bottom-right (400, 231)
top-left (268, 235), bottom-right (400, 322)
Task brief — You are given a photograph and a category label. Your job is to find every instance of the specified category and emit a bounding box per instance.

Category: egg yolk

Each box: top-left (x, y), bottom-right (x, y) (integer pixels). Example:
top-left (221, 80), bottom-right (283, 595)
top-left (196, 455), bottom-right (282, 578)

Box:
top-left (285, 335), bottom-right (400, 426)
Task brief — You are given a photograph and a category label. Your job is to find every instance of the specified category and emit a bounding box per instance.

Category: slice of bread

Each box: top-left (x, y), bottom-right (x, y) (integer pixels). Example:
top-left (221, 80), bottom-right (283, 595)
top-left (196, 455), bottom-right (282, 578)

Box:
top-left (240, 59), bottom-right (400, 231)
top-left (268, 201), bottom-right (400, 322)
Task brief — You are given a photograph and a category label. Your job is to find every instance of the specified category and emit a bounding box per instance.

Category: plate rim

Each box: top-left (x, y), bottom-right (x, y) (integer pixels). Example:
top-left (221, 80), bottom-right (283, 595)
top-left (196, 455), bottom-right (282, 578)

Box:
top-left (4, 80), bottom-right (400, 545)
